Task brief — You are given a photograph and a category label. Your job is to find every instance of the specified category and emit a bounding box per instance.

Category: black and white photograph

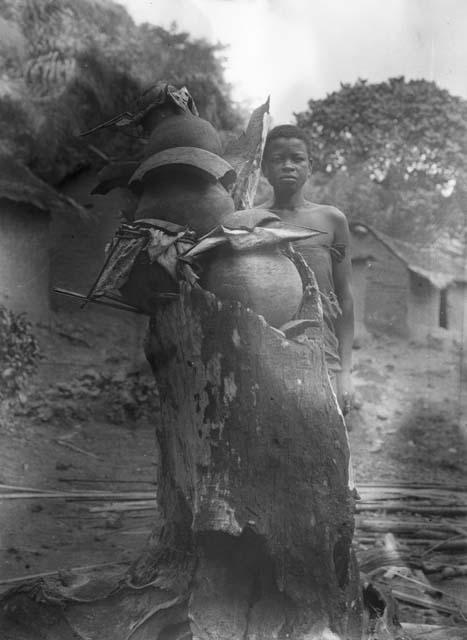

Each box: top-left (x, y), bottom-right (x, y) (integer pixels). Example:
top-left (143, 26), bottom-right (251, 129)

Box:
top-left (0, 1), bottom-right (466, 638)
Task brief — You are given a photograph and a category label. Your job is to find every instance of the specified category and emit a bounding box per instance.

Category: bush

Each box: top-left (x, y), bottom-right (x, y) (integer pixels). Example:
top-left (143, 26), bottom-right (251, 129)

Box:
top-left (0, 305), bottom-right (40, 400)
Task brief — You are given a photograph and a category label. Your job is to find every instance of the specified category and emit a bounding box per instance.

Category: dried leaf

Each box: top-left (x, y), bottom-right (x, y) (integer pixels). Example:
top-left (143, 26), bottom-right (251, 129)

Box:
top-left (92, 235), bottom-right (147, 297)
top-left (220, 208), bottom-right (280, 230)
top-left (79, 111), bottom-right (135, 137)
top-left (224, 97), bottom-right (271, 209)
top-left (182, 220), bottom-right (321, 259)
top-left (134, 218), bottom-right (188, 234)
top-left (80, 83), bottom-right (199, 136)
top-left (181, 234), bottom-right (227, 260)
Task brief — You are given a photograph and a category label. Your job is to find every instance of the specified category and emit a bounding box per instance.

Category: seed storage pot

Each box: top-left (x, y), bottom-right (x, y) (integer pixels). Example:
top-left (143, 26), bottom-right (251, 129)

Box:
top-left (200, 246), bottom-right (304, 328)
top-left (135, 170), bottom-right (235, 235)
top-left (144, 114), bottom-right (222, 157)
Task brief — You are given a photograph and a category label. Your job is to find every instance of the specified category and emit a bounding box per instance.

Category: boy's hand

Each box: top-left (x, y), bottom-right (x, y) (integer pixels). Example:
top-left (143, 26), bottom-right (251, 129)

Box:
top-left (336, 370), bottom-right (353, 415)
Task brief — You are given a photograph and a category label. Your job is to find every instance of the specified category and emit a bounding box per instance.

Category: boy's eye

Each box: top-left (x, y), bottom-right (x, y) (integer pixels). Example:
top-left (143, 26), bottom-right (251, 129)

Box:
top-left (269, 155), bottom-right (306, 164)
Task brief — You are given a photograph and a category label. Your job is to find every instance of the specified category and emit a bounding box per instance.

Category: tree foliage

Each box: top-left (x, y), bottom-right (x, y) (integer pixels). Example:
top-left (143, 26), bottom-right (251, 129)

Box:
top-left (130, 23), bottom-right (240, 131)
top-left (296, 78), bottom-right (467, 242)
top-left (0, 0), bottom-right (240, 183)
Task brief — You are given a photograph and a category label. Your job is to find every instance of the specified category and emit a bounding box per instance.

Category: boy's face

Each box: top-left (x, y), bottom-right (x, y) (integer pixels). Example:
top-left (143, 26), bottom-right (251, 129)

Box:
top-left (262, 137), bottom-right (311, 193)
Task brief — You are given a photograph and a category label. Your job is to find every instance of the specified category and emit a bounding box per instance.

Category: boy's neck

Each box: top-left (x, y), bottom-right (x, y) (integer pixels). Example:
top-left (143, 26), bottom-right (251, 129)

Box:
top-left (272, 188), bottom-right (307, 211)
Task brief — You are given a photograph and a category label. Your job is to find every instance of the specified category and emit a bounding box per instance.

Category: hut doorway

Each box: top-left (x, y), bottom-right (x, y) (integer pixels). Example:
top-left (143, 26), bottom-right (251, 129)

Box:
top-left (439, 288), bottom-right (448, 329)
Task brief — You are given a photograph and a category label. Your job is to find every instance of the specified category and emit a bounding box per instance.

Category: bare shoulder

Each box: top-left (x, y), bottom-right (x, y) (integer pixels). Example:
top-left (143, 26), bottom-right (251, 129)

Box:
top-left (305, 202), bottom-right (349, 234)
top-left (309, 203), bottom-right (347, 223)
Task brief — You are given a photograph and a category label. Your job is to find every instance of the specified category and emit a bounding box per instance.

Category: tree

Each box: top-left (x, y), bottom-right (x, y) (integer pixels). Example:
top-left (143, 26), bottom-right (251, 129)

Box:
top-left (0, 0), bottom-right (240, 183)
top-left (130, 23), bottom-right (241, 131)
top-left (296, 77), bottom-right (467, 242)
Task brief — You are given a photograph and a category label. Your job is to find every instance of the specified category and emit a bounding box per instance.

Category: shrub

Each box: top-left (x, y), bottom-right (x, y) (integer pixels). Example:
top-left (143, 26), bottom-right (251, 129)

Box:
top-left (0, 305), bottom-right (40, 400)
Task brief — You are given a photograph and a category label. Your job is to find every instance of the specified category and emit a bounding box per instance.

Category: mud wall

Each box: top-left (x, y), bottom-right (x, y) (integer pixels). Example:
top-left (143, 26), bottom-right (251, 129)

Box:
top-left (350, 230), bottom-right (410, 335)
top-left (50, 168), bottom-right (136, 300)
top-left (407, 271), bottom-right (440, 338)
top-left (351, 257), bottom-right (370, 340)
top-left (0, 201), bottom-right (50, 322)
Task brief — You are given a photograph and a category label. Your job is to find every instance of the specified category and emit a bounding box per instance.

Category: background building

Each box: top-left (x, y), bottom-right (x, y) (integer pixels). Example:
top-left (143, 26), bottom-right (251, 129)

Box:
top-left (350, 222), bottom-right (467, 341)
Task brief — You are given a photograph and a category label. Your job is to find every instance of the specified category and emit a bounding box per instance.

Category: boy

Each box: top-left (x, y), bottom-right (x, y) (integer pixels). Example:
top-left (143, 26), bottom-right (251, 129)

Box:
top-left (260, 125), bottom-right (354, 413)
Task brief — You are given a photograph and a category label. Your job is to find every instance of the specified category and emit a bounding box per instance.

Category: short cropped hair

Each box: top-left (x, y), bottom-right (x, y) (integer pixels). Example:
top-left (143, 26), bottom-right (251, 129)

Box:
top-left (262, 125), bottom-right (311, 166)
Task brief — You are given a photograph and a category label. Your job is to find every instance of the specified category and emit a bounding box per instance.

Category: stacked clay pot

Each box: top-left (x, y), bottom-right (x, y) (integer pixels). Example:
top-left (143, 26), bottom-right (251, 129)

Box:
top-left (131, 113), bottom-right (235, 236)
top-left (200, 243), bottom-right (304, 328)
top-left (135, 170), bottom-right (235, 234)
top-left (123, 111), bottom-right (305, 327)
top-left (120, 113), bottom-right (236, 312)
top-left (144, 113), bottom-right (223, 157)
top-left (197, 210), bottom-right (305, 328)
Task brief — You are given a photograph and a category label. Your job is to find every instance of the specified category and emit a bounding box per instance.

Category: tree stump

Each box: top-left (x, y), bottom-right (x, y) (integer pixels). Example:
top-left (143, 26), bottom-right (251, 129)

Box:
top-left (130, 278), bottom-right (362, 638)
top-left (0, 279), bottom-right (362, 640)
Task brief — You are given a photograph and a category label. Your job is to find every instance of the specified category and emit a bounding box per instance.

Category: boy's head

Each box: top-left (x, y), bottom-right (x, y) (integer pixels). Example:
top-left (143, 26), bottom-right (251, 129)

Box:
top-left (261, 125), bottom-right (312, 194)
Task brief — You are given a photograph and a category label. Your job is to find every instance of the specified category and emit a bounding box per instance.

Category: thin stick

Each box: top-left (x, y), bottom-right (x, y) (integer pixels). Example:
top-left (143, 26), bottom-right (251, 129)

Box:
top-left (0, 561), bottom-right (130, 586)
top-left (356, 536), bottom-right (467, 549)
top-left (115, 530), bottom-right (152, 536)
top-left (53, 287), bottom-right (144, 314)
top-left (55, 439), bottom-right (101, 459)
top-left (402, 623), bottom-right (467, 638)
top-left (392, 588), bottom-right (463, 616)
top-left (358, 482), bottom-right (467, 492)
top-left (357, 519), bottom-right (466, 533)
top-left (357, 504), bottom-right (467, 516)
top-left (89, 503), bottom-right (156, 513)
top-left (57, 478), bottom-right (156, 485)
top-left (422, 535), bottom-right (467, 557)
top-left (88, 144), bottom-right (111, 161)
top-left (393, 571), bottom-right (466, 606)
top-left (0, 492), bottom-right (157, 500)
top-left (0, 483), bottom-right (60, 493)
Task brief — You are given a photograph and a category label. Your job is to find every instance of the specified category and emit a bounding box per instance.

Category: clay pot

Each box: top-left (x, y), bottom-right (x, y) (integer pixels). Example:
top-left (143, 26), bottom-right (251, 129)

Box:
top-left (135, 169), bottom-right (235, 235)
top-left (130, 147), bottom-right (235, 189)
top-left (200, 247), bottom-right (304, 328)
top-left (145, 114), bottom-right (222, 157)
top-left (119, 254), bottom-right (177, 315)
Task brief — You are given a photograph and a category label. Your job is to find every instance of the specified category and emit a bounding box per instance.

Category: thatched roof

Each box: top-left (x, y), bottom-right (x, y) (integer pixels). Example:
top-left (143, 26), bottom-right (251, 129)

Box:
top-left (350, 222), bottom-right (467, 287)
top-left (0, 156), bottom-right (83, 216)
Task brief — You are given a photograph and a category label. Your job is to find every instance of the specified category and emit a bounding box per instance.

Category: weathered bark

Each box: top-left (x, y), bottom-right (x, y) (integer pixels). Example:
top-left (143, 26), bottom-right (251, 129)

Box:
top-left (0, 280), bottom-right (363, 639)
top-left (129, 280), bottom-right (362, 638)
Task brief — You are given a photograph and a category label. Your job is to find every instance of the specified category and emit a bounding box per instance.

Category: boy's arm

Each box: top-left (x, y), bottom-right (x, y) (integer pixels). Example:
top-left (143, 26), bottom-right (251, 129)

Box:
top-left (332, 211), bottom-right (355, 411)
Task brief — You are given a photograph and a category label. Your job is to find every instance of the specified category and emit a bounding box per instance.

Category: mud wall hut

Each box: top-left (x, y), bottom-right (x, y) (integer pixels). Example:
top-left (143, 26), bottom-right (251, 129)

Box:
top-left (0, 158), bottom-right (79, 322)
top-left (349, 222), bottom-right (467, 340)
top-left (51, 168), bottom-right (136, 302)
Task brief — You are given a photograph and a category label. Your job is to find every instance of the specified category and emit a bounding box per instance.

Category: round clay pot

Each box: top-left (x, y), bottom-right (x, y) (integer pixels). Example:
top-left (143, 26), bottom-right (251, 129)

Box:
top-left (135, 170), bottom-right (235, 235)
top-left (145, 114), bottom-right (222, 157)
top-left (200, 247), bottom-right (304, 328)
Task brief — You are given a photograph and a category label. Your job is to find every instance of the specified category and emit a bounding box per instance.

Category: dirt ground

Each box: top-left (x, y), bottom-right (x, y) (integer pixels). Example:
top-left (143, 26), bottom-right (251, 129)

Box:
top-left (1, 308), bottom-right (466, 628)
top-left (349, 332), bottom-right (467, 485)
top-left (348, 331), bottom-right (467, 628)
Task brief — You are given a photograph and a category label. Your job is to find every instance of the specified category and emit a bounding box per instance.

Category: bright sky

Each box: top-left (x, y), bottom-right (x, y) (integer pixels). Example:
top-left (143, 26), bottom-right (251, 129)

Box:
top-left (118, 0), bottom-right (467, 122)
